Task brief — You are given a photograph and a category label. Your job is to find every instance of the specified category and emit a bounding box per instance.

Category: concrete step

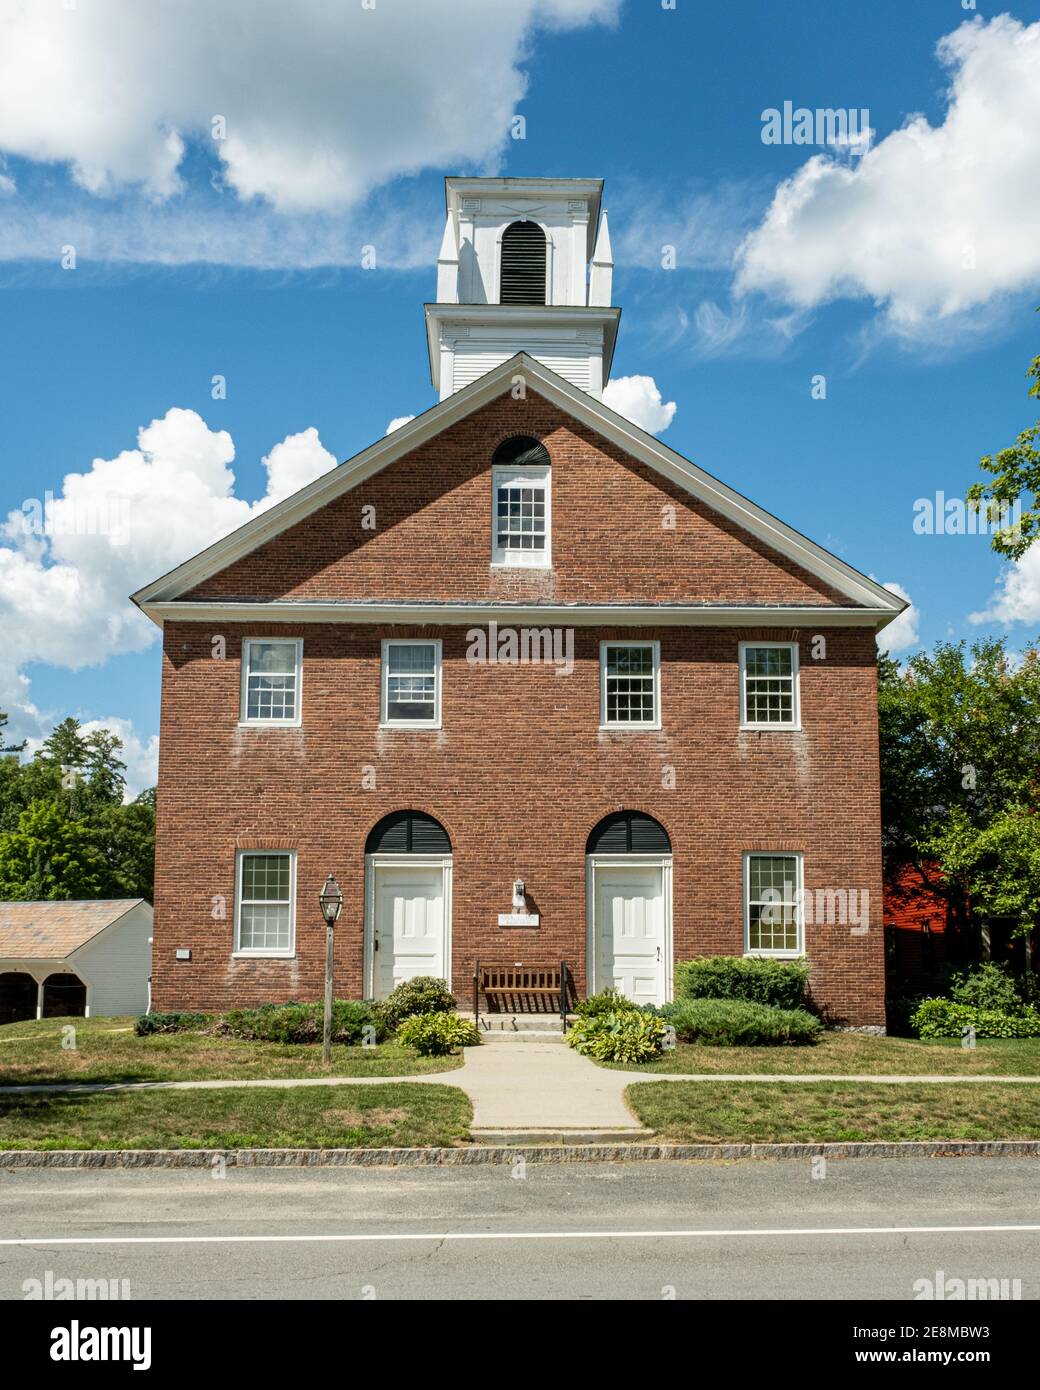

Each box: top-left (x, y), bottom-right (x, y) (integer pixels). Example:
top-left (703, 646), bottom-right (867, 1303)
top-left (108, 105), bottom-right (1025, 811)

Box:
top-left (471, 1127), bottom-right (654, 1146)
top-left (461, 1012), bottom-right (571, 1035)
top-left (477, 1029), bottom-right (566, 1043)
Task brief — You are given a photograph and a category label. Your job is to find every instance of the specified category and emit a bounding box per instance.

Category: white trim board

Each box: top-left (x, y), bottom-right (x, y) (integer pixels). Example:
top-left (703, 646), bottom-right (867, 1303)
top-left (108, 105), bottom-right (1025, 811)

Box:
top-left (131, 352), bottom-right (906, 625)
top-left (139, 600), bottom-right (898, 629)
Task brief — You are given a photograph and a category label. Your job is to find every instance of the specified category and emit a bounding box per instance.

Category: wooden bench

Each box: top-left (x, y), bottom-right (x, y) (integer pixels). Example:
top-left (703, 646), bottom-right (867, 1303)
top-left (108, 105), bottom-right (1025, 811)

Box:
top-left (473, 960), bottom-right (571, 1032)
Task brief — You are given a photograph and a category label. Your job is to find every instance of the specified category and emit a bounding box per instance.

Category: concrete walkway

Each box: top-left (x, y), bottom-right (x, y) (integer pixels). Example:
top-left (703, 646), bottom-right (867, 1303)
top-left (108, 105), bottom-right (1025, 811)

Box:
top-left (4, 1037), bottom-right (1040, 1135)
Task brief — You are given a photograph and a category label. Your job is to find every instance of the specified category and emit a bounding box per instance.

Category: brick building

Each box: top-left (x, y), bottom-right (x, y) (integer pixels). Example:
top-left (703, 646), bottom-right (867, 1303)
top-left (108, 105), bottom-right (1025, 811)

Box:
top-left (134, 177), bottom-right (905, 1028)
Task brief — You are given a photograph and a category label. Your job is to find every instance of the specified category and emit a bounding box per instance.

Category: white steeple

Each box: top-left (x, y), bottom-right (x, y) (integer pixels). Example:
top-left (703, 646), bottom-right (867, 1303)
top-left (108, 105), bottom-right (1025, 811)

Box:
top-left (425, 177), bottom-right (620, 400)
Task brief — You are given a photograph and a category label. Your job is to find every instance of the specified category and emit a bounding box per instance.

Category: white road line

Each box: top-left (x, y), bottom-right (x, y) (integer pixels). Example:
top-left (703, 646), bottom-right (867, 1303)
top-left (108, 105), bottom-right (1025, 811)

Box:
top-left (2, 1223), bottom-right (1039, 1247)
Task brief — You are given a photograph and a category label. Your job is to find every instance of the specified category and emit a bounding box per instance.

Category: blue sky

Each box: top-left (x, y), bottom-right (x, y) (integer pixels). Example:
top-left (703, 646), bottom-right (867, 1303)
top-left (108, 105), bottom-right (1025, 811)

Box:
top-left (1, 0), bottom-right (1039, 792)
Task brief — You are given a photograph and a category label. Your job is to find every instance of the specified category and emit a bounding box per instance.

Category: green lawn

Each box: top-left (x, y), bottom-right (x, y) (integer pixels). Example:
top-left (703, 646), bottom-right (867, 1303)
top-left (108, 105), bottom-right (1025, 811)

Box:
top-left (627, 1080), bottom-right (1040, 1144)
top-left (0, 1082), bottom-right (472, 1150)
top-left (598, 1032), bottom-right (1040, 1075)
top-left (0, 1015), bottom-right (461, 1085)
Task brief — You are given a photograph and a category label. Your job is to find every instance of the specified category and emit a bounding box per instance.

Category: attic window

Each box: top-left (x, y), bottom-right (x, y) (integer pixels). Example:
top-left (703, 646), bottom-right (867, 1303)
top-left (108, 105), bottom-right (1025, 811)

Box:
top-left (491, 436), bottom-right (551, 568)
top-left (500, 221), bottom-right (547, 305)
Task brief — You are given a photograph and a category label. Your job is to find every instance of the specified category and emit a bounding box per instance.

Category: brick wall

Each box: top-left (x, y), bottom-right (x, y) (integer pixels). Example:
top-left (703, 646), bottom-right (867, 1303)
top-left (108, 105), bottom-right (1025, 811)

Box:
top-left (153, 387), bottom-right (886, 1027)
top-left (152, 621), bottom-right (886, 1027)
top-left (185, 391), bottom-right (850, 608)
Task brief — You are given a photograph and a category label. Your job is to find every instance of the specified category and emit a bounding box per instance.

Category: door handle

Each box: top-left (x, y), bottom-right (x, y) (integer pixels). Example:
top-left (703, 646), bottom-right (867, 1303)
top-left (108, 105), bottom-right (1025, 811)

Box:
top-left (657, 946), bottom-right (661, 961)
top-left (374, 939), bottom-right (379, 951)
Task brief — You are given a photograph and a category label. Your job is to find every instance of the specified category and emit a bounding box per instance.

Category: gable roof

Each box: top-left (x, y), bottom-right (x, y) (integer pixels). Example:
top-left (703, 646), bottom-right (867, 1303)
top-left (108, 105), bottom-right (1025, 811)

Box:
top-left (132, 353), bottom-right (906, 626)
top-left (0, 899), bottom-right (149, 961)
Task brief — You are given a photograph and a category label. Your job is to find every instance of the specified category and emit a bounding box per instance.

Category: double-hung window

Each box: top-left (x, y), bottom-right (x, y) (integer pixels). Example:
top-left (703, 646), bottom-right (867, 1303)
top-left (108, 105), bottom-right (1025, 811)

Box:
top-left (381, 640), bottom-right (442, 727)
top-left (241, 639), bottom-right (303, 726)
top-left (739, 642), bottom-right (799, 729)
top-left (600, 641), bottom-right (660, 729)
top-left (492, 466), bottom-right (550, 566)
top-left (235, 851), bottom-right (296, 956)
top-left (745, 852), bottom-right (802, 956)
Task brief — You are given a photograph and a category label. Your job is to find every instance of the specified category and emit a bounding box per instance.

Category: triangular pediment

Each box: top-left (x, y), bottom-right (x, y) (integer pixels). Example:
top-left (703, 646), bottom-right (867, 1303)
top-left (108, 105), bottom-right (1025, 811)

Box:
top-left (132, 354), bottom-right (905, 628)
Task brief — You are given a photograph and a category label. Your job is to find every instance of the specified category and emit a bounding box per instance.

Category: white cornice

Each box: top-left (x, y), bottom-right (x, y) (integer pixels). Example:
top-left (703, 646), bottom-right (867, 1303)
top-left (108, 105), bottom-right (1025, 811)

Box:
top-left (424, 304), bottom-right (621, 390)
top-left (445, 176), bottom-right (603, 256)
top-left (139, 599), bottom-right (902, 632)
top-left (131, 352), bottom-right (907, 622)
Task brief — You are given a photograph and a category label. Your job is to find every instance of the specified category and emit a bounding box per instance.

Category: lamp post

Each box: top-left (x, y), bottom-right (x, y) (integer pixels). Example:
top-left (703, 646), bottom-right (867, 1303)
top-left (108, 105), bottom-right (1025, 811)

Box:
top-left (318, 874), bottom-right (343, 1066)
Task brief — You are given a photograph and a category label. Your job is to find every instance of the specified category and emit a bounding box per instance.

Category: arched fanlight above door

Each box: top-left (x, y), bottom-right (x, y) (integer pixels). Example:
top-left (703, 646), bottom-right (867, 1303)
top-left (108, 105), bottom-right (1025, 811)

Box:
top-left (365, 810), bottom-right (452, 855)
top-left (586, 811), bottom-right (671, 855)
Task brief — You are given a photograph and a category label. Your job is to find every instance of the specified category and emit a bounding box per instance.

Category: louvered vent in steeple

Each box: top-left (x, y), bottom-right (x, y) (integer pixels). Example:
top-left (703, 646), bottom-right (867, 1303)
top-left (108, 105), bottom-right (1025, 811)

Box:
top-left (499, 221), bottom-right (547, 304)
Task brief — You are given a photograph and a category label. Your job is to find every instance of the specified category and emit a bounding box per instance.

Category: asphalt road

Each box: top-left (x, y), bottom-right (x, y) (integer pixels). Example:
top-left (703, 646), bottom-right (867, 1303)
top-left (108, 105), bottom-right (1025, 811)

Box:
top-left (0, 1157), bottom-right (1037, 1300)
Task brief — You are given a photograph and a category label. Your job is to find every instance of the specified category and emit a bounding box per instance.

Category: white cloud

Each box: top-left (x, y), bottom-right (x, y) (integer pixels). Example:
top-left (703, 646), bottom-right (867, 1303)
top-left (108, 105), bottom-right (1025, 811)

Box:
top-left (876, 581), bottom-right (919, 653)
top-left (969, 547), bottom-right (1040, 627)
top-left (0, 407), bottom-right (336, 744)
top-left (0, 0), bottom-right (618, 214)
top-left (386, 416), bottom-right (416, 435)
top-left (609, 180), bottom-right (764, 272)
top-left (602, 375), bottom-right (677, 434)
top-left (735, 16), bottom-right (1040, 335)
top-left (0, 186), bottom-right (437, 271)
top-left (254, 428), bottom-right (337, 512)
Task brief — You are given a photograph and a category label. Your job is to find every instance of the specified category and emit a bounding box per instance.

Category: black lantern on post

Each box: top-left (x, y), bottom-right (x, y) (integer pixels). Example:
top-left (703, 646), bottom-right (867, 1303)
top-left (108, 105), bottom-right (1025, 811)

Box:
top-left (318, 874), bottom-right (343, 1065)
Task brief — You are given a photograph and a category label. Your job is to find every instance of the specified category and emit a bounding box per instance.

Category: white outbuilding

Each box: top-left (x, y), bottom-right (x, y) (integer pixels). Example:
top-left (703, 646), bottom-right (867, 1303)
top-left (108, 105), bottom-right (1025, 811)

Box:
top-left (0, 899), bottom-right (152, 1022)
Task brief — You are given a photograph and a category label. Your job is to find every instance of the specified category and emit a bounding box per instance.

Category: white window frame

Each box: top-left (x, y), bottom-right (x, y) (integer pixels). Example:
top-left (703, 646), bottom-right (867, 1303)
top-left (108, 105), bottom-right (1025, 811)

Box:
top-left (743, 851), bottom-right (804, 959)
top-left (491, 463), bottom-right (551, 568)
top-left (380, 638), bottom-right (443, 729)
top-left (233, 849), bottom-right (297, 958)
top-left (738, 641), bottom-right (800, 731)
top-left (599, 640), bottom-right (661, 731)
top-left (239, 638), bottom-right (304, 728)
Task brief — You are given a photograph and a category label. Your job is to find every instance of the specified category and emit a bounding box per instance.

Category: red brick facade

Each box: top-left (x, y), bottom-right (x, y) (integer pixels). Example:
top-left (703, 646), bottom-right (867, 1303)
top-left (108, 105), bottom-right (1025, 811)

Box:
top-left (151, 390), bottom-right (888, 1027)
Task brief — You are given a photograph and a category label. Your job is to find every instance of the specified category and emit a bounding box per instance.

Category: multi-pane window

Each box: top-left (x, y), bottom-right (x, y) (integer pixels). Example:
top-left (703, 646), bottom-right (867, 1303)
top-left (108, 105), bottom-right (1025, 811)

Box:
top-left (236, 851), bottom-right (295, 954)
top-left (601, 642), bottom-right (660, 728)
top-left (492, 468), bottom-right (550, 565)
top-left (740, 642), bottom-right (799, 728)
top-left (381, 640), bottom-right (441, 726)
top-left (241, 639), bottom-right (302, 724)
top-left (746, 853), bottom-right (802, 955)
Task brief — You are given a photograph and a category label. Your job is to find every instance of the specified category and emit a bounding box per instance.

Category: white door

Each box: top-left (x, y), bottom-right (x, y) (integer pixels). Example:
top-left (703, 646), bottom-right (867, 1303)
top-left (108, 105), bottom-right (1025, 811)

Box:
top-left (594, 867), bottom-right (665, 1006)
top-left (372, 865), bottom-right (446, 998)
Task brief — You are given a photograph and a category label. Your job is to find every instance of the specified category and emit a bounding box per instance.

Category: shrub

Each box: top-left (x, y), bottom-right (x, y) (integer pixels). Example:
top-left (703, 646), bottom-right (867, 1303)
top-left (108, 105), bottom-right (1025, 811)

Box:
top-left (376, 976), bottom-right (456, 1032)
top-left (911, 998), bottom-right (1040, 1040)
top-left (224, 1000), bottom-right (386, 1045)
top-left (397, 1012), bottom-right (480, 1056)
top-left (948, 962), bottom-right (1023, 1014)
top-left (135, 1011), bottom-right (213, 1037)
top-left (566, 1010), bottom-right (670, 1064)
top-left (574, 987), bottom-right (659, 1018)
top-left (661, 997), bottom-right (822, 1047)
top-left (674, 956), bottom-right (810, 1011)
top-left (574, 987), bottom-right (629, 1018)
